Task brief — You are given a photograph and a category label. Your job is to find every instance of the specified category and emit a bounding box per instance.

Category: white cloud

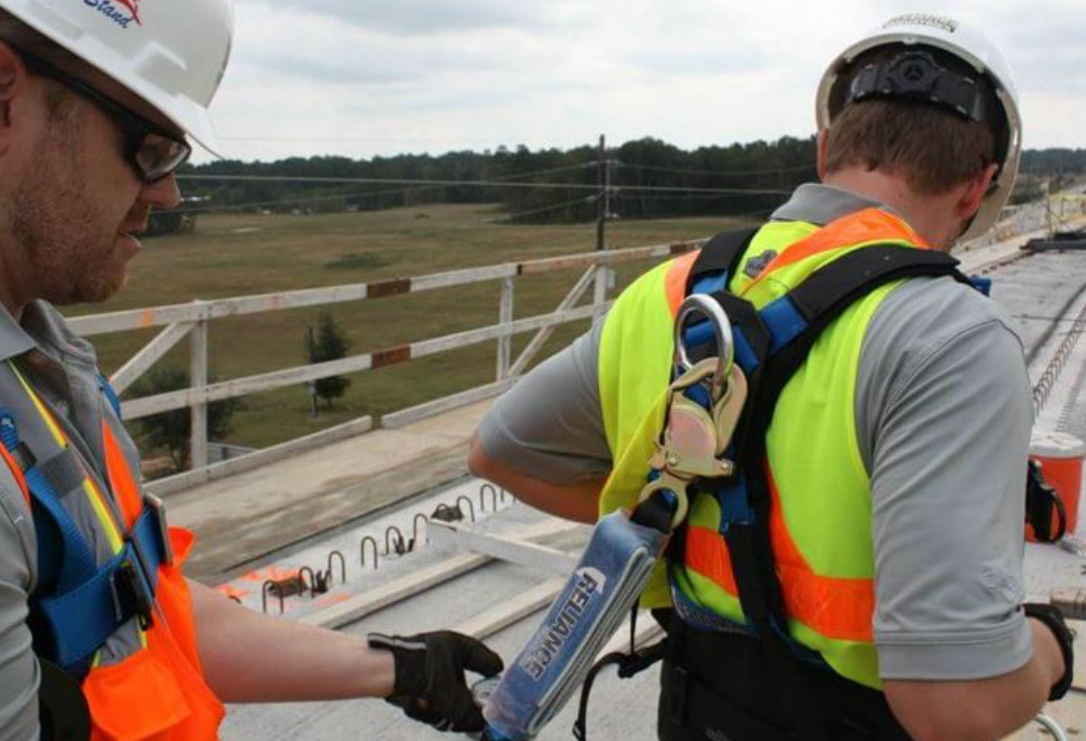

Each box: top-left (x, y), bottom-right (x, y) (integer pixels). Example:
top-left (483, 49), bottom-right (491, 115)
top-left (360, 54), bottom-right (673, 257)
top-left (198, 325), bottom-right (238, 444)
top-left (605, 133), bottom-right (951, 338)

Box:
top-left (201, 0), bottom-right (1086, 163)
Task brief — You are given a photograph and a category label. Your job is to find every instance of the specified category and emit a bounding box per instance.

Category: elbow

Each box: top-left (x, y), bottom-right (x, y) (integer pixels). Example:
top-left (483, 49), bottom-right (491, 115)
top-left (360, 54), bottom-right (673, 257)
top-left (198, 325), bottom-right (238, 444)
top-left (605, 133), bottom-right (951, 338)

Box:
top-left (468, 432), bottom-right (511, 490)
top-left (467, 433), bottom-right (490, 479)
top-left (884, 680), bottom-right (1031, 741)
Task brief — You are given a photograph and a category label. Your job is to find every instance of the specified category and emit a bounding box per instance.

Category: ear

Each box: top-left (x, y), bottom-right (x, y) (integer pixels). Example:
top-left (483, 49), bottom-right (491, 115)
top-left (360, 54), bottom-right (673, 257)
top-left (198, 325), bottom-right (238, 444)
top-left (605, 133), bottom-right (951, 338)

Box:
top-left (816, 129), bottom-right (830, 181)
top-left (955, 163), bottom-right (999, 220)
top-left (0, 42), bottom-right (30, 156)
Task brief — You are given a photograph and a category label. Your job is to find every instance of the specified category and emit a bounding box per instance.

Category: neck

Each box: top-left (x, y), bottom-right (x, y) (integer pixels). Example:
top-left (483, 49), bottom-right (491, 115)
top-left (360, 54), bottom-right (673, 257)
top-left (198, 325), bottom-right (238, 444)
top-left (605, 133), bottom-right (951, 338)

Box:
top-left (822, 169), bottom-right (962, 251)
top-left (0, 237), bottom-right (34, 323)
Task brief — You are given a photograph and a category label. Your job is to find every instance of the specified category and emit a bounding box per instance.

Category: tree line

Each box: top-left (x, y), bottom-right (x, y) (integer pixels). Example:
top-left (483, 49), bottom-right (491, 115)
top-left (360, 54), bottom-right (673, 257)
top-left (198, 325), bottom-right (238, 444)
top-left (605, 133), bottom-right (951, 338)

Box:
top-left (174, 138), bottom-right (1086, 225)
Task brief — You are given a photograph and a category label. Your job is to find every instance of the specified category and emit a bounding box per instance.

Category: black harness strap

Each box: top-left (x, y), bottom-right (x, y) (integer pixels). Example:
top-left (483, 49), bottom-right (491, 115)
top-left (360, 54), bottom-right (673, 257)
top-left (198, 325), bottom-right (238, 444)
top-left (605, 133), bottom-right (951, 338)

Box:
top-left (718, 245), bottom-right (969, 741)
top-left (685, 228), bottom-right (759, 295)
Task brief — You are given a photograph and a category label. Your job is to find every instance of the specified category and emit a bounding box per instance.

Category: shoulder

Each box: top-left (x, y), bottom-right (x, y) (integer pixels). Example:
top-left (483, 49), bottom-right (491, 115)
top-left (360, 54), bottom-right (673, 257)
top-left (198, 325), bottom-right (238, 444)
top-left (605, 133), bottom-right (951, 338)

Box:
top-left (0, 462), bottom-right (35, 591)
top-left (24, 301), bottom-right (97, 361)
top-left (855, 276), bottom-right (1028, 470)
top-left (863, 275), bottom-right (1024, 384)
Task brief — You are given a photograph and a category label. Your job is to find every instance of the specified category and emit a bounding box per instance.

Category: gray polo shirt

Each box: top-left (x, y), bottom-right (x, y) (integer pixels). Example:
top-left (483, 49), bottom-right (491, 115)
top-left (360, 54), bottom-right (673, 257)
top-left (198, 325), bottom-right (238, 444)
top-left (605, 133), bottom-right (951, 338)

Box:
top-left (478, 183), bottom-right (1033, 682)
top-left (0, 300), bottom-right (148, 740)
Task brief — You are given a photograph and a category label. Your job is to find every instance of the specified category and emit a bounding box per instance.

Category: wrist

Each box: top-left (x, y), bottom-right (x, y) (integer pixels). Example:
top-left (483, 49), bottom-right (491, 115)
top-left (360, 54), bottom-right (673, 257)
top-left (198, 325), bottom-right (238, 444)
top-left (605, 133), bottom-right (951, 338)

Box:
top-left (1025, 603), bottom-right (1075, 701)
top-left (1028, 617), bottom-right (1065, 685)
top-left (362, 639), bottom-right (397, 698)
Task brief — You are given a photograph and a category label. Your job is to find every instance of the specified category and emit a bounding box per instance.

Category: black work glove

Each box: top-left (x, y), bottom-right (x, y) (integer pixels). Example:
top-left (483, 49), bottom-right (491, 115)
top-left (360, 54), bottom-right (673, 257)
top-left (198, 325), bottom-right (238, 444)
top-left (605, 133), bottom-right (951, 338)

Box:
top-left (368, 631), bottom-right (504, 732)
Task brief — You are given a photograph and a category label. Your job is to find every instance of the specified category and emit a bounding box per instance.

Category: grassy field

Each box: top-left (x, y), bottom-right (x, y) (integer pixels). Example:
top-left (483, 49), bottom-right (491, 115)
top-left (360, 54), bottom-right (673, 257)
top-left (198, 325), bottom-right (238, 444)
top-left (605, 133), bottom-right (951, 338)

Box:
top-left (70, 204), bottom-right (754, 453)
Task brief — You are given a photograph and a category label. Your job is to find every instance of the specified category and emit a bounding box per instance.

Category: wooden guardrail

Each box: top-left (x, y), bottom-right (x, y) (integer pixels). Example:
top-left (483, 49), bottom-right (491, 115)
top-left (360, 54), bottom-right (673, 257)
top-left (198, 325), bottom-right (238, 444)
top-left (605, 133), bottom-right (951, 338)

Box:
top-left (68, 237), bottom-right (707, 472)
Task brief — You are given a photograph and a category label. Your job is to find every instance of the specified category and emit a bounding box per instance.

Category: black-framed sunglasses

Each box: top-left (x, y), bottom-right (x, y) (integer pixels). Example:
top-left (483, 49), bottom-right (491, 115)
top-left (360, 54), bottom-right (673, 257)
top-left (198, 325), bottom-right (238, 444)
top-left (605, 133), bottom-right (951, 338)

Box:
top-left (18, 49), bottom-right (191, 183)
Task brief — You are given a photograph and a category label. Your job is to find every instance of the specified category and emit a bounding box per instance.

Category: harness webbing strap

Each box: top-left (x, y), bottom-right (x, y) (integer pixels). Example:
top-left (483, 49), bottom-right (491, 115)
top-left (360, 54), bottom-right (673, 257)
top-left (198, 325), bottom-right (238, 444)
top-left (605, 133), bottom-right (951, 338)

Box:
top-left (0, 366), bottom-right (171, 675)
top-left (676, 241), bottom-right (971, 740)
top-left (786, 246), bottom-right (962, 321)
top-left (685, 228), bottom-right (758, 296)
top-left (34, 507), bottom-right (168, 670)
top-left (24, 465), bottom-right (99, 597)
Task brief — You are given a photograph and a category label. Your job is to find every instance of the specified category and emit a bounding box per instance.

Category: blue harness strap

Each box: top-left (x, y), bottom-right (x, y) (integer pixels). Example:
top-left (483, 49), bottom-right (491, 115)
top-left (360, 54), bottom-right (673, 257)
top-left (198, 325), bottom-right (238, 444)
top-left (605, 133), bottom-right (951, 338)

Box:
top-left (35, 507), bottom-right (168, 670)
top-left (98, 373), bottom-right (122, 418)
top-left (0, 405), bottom-right (169, 673)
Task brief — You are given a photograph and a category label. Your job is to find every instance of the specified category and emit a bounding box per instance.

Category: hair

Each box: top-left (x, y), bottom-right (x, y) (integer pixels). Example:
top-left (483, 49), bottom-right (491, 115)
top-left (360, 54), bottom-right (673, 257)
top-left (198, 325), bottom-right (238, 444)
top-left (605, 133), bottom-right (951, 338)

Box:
top-left (0, 9), bottom-right (97, 118)
top-left (824, 45), bottom-right (1002, 196)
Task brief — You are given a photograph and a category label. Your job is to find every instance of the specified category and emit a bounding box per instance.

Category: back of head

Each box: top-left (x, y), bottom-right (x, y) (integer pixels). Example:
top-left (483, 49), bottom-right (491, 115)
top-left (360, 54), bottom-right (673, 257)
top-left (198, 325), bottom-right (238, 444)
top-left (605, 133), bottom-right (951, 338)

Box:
top-left (0, 0), bottom-right (235, 154)
top-left (816, 15), bottom-right (1021, 241)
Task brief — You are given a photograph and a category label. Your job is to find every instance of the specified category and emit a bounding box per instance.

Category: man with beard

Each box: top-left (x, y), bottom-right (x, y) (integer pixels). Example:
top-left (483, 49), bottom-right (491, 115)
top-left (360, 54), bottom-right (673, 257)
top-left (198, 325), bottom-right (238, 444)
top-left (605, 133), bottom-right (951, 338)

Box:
top-left (0, 2), bottom-right (501, 739)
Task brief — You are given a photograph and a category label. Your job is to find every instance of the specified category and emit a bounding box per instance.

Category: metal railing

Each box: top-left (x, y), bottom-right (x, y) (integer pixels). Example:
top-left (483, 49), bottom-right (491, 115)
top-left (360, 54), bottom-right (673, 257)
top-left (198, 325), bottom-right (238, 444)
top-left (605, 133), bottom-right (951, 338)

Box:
top-left (68, 237), bottom-right (707, 471)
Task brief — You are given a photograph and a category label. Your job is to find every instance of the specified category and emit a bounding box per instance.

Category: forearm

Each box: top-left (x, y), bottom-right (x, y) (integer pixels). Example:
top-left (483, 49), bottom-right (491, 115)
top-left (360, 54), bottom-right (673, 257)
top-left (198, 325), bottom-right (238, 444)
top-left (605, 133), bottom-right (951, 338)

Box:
top-left (884, 617), bottom-right (1065, 741)
top-left (188, 579), bottom-right (394, 703)
top-left (468, 434), bottom-right (604, 524)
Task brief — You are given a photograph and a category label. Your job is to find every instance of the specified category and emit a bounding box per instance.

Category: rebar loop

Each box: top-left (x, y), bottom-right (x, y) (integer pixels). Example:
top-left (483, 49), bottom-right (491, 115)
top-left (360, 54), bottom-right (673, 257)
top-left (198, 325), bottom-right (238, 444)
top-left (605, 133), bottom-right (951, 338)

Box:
top-left (480, 484), bottom-right (499, 513)
top-left (455, 495), bottom-right (477, 523)
top-left (385, 525), bottom-right (408, 556)
top-left (360, 536), bottom-right (379, 569)
top-left (328, 550), bottom-right (347, 585)
top-left (412, 514), bottom-right (429, 549)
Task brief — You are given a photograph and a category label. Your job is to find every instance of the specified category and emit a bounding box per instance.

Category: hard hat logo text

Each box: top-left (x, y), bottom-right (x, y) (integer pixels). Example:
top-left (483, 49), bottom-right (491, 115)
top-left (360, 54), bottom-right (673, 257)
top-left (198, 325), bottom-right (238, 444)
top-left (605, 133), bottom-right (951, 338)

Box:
top-left (518, 569), bottom-right (606, 681)
top-left (884, 14), bottom-right (958, 34)
top-left (83, 0), bottom-right (143, 29)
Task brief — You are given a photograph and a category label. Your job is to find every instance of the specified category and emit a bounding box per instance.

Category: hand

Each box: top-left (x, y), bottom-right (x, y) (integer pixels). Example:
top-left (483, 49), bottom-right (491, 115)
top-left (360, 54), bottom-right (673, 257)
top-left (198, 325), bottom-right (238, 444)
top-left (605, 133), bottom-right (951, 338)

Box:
top-left (368, 631), bottom-right (504, 732)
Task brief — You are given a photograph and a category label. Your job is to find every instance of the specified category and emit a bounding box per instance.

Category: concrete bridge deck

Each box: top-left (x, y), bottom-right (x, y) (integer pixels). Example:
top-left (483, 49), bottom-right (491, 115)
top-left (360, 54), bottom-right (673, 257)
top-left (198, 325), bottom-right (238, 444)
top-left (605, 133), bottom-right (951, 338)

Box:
top-left (169, 398), bottom-right (493, 580)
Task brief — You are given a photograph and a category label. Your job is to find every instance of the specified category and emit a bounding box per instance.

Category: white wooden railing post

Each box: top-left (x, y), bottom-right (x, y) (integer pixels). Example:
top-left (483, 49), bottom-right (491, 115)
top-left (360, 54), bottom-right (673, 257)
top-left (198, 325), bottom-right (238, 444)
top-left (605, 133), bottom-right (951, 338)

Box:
top-left (592, 260), bottom-right (609, 326)
top-left (190, 302), bottom-right (209, 470)
top-left (496, 277), bottom-right (515, 380)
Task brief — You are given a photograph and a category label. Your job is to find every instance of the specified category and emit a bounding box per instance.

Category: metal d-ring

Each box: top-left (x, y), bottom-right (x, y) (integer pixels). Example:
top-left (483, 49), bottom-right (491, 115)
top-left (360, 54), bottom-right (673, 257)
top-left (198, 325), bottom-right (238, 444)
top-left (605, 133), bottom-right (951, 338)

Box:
top-left (674, 294), bottom-right (735, 400)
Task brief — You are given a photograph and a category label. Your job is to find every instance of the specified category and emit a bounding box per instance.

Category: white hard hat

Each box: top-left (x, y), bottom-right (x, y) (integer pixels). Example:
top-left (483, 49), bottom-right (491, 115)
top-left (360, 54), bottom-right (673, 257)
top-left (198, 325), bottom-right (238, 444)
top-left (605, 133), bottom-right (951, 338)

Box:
top-left (0, 0), bottom-right (234, 156)
top-left (816, 14), bottom-right (1021, 242)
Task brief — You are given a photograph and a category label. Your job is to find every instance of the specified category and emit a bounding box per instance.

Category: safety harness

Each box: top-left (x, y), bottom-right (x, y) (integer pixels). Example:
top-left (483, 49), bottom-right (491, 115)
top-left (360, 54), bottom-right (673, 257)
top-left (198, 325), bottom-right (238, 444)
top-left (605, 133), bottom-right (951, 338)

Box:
top-left (575, 227), bottom-right (1068, 741)
top-left (2, 363), bottom-right (173, 738)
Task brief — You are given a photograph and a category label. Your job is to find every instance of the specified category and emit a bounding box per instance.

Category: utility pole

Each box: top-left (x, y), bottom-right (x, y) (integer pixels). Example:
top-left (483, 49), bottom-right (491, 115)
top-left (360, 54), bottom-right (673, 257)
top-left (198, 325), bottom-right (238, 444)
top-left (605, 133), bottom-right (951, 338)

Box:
top-left (594, 135), bottom-right (611, 324)
top-left (1044, 177), bottom-right (1053, 238)
top-left (596, 134), bottom-right (609, 252)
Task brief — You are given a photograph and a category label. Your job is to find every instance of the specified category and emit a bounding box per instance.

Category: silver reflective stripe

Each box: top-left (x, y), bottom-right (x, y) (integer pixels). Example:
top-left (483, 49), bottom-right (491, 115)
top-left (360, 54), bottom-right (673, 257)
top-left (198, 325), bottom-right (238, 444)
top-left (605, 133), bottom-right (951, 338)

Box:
top-left (35, 448), bottom-right (85, 498)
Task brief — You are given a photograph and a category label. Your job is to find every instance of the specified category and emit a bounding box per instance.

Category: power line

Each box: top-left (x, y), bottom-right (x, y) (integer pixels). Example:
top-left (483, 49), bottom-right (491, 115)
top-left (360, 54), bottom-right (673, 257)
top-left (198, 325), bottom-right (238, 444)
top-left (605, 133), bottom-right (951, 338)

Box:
top-left (616, 161), bottom-right (817, 178)
top-left (171, 183), bottom-right (451, 215)
top-left (613, 192), bottom-right (785, 202)
top-left (177, 173), bottom-right (792, 196)
top-left (483, 196), bottom-right (596, 224)
top-left (174, 163), bottom-right (597, 215)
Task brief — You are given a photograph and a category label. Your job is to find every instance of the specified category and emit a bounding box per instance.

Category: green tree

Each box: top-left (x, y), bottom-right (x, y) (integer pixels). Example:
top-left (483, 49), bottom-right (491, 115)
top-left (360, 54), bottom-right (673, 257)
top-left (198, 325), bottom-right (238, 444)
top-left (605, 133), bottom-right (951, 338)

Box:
top-left (134, 367), bottom-right (243, 471)
top-left (306, 311), bottom-right (352, 409)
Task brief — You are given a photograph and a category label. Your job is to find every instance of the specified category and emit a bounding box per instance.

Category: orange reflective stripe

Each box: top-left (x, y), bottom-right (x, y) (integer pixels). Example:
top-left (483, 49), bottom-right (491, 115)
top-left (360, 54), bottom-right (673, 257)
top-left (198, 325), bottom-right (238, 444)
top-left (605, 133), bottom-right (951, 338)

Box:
top-left (0, 442), bottom-right (29, 507)
top-left (664, 251), bottom-right (700, 316)
top-left (102, 422), bottom-right (143, 531)
top-left (743, 208), bottom-right (929, 295)
top-left (684, 462), bottom-right (875, 643)
top-left (685, 526), bottom-right (875, 643)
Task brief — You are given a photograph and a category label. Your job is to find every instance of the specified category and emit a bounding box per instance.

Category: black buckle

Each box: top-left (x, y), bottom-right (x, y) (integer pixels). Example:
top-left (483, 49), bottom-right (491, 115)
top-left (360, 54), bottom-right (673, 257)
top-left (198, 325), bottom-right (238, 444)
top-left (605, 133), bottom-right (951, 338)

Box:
top-left (1026, 460), bottom-right (1067, 543)
top-left (112, 546), bottom-right (155, 631)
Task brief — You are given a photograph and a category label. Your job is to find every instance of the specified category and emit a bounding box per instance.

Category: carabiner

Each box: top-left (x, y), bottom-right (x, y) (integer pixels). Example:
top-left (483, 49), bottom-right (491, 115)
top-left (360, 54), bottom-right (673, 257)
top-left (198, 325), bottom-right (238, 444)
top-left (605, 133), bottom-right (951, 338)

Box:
top-left (674, 294), bottom-right (735, 402)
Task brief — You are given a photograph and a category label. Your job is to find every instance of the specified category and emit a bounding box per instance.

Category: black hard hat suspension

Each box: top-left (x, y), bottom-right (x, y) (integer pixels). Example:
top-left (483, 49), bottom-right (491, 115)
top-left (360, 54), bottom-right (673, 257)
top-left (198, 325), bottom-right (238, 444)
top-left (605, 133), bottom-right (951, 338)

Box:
top-left (848, 50), bottom-right (998, 126)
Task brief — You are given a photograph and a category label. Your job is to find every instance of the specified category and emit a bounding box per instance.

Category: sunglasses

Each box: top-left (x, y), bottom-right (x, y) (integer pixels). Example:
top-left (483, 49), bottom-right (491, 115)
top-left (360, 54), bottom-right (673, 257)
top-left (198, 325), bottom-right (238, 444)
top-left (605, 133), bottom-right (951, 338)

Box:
top-left (19, 50), bottom-right (191, 183)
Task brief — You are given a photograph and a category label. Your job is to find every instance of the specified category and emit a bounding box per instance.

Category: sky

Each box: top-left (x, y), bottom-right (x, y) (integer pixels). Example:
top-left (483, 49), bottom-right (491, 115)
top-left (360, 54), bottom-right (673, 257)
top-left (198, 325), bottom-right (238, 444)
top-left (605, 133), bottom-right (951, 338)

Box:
top-left (203, 0), bottom-right (1086, 163)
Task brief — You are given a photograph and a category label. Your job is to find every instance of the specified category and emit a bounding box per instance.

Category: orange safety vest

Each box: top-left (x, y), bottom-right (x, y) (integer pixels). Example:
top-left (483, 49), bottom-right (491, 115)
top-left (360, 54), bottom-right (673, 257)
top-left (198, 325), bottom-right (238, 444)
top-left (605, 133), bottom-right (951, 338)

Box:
top-left (3, 361), bottom-right (223, 739)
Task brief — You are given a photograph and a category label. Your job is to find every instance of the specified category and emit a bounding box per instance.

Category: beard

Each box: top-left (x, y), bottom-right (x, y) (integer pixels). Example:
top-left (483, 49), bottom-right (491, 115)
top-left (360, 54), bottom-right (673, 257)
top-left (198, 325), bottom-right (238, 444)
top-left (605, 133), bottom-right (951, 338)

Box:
top-left (7, 109), bottom-right (133, 306)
